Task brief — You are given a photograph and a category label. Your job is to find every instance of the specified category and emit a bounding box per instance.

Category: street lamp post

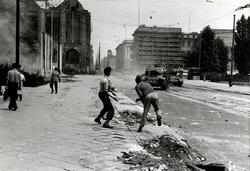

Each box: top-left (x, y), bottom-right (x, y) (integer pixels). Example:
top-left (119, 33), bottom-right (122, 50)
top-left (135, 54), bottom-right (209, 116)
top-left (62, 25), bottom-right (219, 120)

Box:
top-left (229, 14), bottom-right (235, 87)
top-left (16, 0), bottom-right (20, 65)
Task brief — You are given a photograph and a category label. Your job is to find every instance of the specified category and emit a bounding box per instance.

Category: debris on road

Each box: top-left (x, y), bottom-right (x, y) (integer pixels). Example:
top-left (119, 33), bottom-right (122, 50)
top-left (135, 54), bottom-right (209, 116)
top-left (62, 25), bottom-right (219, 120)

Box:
top-left (117, 109), bottom-right (155, 126)
top-left (119, 134), bottom-right (233, 170)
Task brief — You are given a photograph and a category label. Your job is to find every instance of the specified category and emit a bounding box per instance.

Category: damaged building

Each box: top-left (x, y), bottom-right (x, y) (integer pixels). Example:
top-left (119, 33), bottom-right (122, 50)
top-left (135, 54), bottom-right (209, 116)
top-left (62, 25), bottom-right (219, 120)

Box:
top-left (19, 0), bottom-right (94, 76)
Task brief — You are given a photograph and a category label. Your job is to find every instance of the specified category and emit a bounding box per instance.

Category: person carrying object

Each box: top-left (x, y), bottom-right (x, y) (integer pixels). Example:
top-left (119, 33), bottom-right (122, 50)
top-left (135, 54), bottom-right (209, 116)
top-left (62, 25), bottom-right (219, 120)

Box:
top-left (6, 63), bottom-right (21, 111)
top-left (135, 75), bottom-right (162, 132)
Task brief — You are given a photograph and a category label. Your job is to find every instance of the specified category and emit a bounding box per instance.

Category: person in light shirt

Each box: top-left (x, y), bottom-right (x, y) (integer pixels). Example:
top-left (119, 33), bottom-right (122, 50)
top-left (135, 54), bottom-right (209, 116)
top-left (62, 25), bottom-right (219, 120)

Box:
top-left (6, 63), bottom-right (21, 111)
top-left (94, 67), bottom-right (117, 129)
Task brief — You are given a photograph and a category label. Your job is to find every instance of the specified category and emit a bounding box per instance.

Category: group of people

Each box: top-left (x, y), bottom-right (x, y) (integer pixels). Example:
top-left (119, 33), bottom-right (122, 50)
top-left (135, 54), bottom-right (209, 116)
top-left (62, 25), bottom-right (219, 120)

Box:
top-left (5, 64), bottom-right (161, 132)
top-left (5, 63), bottom-right (25, 111)
top-left (95, 67), bottom-right (162, 132)
top-left (5, 63), bottom-right (60, 111)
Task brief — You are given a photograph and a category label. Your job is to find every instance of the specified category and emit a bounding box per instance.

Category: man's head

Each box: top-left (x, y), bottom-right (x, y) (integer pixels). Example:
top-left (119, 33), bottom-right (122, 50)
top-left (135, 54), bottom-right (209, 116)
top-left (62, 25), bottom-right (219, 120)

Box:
top-left (54, 67), bottom-right (58, 71)
top-left (135, 75), bottom-right (142, 84)
top-left (104, 67), bottom-right (112, 76)
top-left (12, 63), bottom-right (18, 69)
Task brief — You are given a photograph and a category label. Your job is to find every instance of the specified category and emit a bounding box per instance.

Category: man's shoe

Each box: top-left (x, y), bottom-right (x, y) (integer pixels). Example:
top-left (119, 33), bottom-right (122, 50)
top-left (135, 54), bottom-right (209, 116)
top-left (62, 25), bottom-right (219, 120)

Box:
top-left (51, 91), bottom-right (54, 94)
top-left (103, 123), bottom-right (113, 129)
top-left (137, 126), bottom-right (143, 132)
top-left (94, 118), bottom-right (101, 124)
top-left (157, 116), bottom-right (162, 126)
top-left (12, 107), bottom-right (17, 111)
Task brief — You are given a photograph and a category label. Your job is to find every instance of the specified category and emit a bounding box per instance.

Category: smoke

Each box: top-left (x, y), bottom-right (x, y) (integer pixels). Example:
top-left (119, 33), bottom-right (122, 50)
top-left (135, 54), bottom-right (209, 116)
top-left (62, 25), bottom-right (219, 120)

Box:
top-left (0, 0), bottom-right (40, 73)
top-left (0, 0), bottom-right (16, 64)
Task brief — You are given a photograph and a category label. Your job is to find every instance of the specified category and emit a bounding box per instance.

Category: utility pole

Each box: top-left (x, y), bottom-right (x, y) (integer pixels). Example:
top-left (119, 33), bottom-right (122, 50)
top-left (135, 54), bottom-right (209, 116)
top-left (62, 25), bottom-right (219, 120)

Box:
top-left (199, 33), bottom-right (202, 69)
top-left (98, 42), bottom-right (101, 73)
top-left (229, 14), bottom-right (235, 87)
top-left (188, 12), bottom-right (191, 33)
top-left (16, 0), bottom-right (20, 65)
top-left (123, 25), bottom-right (127, 40)
top-left (138, 0), bottom-right (141, 26)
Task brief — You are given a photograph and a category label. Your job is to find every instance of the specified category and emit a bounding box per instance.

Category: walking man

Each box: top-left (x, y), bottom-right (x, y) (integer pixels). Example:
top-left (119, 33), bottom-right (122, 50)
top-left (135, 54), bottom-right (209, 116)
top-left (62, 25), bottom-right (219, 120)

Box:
top-left (135, 75), bottom-right (162, 132)
top-left (6, 63), bottom-right (21, 111)
top-left (94, 67), bottom-right (117, 129)
top-left (50, 68), bottom-right (61, 94)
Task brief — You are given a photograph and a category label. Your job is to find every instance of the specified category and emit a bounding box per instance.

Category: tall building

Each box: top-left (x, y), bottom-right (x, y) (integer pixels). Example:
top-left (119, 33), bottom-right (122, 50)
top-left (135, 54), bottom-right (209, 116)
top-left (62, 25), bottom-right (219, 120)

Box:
top-left (18, 0), bottom-right (93, 76)
top-left (131, 25), bottom-right (184, 71)
top-left (116, 40), bottom-right (133, 72)
top-left (181, 33), bottom-right (199, 56)
top-left (100, 50), bottom-right (116, 71)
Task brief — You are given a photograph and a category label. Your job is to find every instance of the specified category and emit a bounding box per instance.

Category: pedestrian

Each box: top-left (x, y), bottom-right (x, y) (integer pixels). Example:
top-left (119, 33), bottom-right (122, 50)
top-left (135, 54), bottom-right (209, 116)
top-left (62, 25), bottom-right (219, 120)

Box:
top-left (94, 67), bottom-right (117, 129)
top-left (135, 75), bottom-right (162, 132)
top-left (6, 63), bottom-right (21, 111)
top-left (17, 64), bottom-right (25, 101)
top-left (50, 67), bottom-right (61, 94)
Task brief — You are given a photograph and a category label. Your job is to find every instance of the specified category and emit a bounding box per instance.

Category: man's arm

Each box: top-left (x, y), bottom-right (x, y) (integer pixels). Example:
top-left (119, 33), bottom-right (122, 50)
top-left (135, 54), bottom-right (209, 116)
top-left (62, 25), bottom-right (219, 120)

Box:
top-left (57, 73), bottom-right (61, 82)
top-left (135, 86), bottom-right (143, 102)
top-left (6, 71), bottom-right (10, 85)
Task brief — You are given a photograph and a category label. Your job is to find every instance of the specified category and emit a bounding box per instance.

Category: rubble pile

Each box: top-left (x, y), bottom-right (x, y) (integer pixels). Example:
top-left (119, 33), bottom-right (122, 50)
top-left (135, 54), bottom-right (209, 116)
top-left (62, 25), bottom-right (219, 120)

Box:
top-left (118, 151), bottom-right (168, 171)
top-left (118, 110), bottom-right (155, 126)
top-left (140, 134), bottom-right (206, 170)
top-left (119, 134), bottom-right (208, 171)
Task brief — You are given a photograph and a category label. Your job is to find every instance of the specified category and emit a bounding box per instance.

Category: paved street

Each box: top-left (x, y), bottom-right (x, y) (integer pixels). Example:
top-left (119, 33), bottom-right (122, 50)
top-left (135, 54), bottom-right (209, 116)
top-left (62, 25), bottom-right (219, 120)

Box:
top-left (0, 75), bottom-right (142, 171)
top-left (111, 73), bottom-right (250, 171)
top-left (0, 74), bottom-right (249, 171)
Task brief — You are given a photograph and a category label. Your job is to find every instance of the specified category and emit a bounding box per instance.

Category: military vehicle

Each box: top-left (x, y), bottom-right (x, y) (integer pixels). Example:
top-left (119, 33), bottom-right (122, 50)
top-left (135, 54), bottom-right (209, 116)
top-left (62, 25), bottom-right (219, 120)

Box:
top-left (141, 64), bottom-right (183, 90)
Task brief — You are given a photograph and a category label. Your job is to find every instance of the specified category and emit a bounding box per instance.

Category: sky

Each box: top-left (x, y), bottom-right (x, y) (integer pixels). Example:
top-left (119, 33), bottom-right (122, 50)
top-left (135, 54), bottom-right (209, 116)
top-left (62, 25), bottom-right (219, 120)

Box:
top-left (77, 0), bottom-right (250, 60)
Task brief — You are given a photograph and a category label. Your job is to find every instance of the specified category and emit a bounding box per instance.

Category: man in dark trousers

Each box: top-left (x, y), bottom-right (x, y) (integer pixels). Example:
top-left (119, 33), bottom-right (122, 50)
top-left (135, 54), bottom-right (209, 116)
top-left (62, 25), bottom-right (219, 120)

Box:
top-left (6, 63), bottom-right (21, 111)
top-left (94, 67), bottom-right (117, 129)
top-left (50, 68), bottom-right (61, 94)
top-left (135, 75), bottom-right (162, 132)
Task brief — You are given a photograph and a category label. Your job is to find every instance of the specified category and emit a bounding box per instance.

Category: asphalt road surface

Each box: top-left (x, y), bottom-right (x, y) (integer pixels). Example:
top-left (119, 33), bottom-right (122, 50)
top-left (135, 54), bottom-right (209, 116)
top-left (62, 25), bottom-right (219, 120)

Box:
top-left (113, 75), bottom-right (250, 171)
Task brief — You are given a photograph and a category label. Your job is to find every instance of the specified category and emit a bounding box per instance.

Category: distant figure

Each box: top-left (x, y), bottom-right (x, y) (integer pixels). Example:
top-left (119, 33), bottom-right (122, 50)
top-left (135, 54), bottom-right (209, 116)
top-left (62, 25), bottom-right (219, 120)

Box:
top-left (17, 64), bottom-right (25, 101)
top-left (6, 63), bottom-right (21, 111)
top-left (135, 75), bottom-right (162, 132)
top-left (94, 67), bottom-right (117, 129)
top-left (228, 76), bottom-right (233, 87)
top-left (50, 68), bottom-right (61, 94)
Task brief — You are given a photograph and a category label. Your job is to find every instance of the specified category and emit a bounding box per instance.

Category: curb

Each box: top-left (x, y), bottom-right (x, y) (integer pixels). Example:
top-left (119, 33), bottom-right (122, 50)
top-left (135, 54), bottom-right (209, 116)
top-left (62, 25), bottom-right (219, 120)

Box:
top-left (111, 91), bottom-right (187, 146)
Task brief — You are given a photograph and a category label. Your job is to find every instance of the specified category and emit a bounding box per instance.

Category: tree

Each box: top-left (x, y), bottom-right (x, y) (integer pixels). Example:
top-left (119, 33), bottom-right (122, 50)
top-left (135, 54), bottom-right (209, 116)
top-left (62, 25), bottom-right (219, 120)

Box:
top-left (186, 26), bottom-right (229, 75)
top-left (214, 38), bottom-right (229, 74)
top-left (234, 15), bottom-right (250, 75)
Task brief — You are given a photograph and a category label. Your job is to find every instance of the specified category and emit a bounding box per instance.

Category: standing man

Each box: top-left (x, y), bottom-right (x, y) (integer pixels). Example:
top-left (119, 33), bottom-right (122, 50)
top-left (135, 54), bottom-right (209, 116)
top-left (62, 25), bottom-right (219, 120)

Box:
top-left (135, 75), bottom-right (162, 132)
top-left (50, 68), bottom-right (61, 94)
top-left (6, 63), bottom-right (21, 111)
top-left (94, 67), bottom-right (117, 129)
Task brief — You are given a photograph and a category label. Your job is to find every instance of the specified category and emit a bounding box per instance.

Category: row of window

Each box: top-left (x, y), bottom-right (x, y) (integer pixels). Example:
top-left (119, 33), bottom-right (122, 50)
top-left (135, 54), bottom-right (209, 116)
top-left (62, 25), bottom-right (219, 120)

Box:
top-left (66, 12), bottom-right (82, 44)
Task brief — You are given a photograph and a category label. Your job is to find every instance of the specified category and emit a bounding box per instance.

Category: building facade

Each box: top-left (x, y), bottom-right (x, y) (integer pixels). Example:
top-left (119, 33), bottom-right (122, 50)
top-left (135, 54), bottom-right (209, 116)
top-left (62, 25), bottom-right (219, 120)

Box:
top-left (181, 33), bottom-right (199, 55)
top-left (100, 50), bottom-right (116, 71)
top-left (213, 29), bottom-right (236, 74)
top-left (116, 40), bottom-right (133, 72)
top-left (131, 25), bottom-right (184, 71)
top-left (20, 0), bottom-right (93, 76)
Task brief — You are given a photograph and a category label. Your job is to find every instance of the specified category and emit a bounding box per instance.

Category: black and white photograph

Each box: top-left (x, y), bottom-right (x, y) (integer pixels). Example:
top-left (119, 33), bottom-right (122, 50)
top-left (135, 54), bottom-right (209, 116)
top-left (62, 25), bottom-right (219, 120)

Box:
top-left (0, 0), bottom-right (250, 170)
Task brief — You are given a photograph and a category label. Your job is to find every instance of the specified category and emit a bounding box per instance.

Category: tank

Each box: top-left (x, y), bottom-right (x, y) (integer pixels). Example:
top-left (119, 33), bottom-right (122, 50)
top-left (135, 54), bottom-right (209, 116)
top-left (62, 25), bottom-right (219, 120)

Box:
top-left (141, 64), bottom-right (183, 90)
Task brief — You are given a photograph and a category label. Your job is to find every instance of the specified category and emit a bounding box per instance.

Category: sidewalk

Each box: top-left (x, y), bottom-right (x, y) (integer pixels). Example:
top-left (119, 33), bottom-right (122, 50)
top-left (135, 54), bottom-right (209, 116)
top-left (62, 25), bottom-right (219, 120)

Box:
top-left (0, 75), bottom-right (182, 171)
top-left (184, 79), bottom-right (250, 95)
